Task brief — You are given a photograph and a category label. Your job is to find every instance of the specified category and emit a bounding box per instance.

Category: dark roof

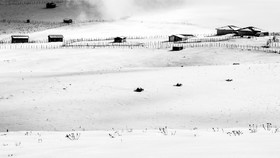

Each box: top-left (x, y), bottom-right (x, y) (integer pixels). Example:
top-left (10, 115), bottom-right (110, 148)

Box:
top-left (115, 36), bottom-right (126, 39)
top-left (238, 28), bottom-right (253, 32)
top-left (11, 35), bottom-right (29, 39)
top-left (170, 34), bottom-right (186, 39)
top-left (180, 34), bottom-right (195, 37)
top-left (170, 34), bottom-right (194, 39)
top-left (240, 26), bottom-right (263, 32)
top-left (216, 25), bottom-right (241, 31)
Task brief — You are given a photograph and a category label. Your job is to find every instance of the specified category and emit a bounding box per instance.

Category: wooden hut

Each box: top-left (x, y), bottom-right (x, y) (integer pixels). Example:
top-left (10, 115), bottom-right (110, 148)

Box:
top-left (237, 26), bottom-right (269, 37)
top-left (172, 45), bottom-right (184, 51)
top-left (48, 35), bottom-right (64, 42)
top-left (114, 36), bottom-right (127, 43)
top-left (63, 18), bottom-right (73, 24)
top-left (169, 34), bottom-right (194, 42)
top-left (46, 2), bottom-right (56, 9)
top-left (216, 25), bottom-right (241, 36)
top-left (11, 35), bottom-right (29, 43)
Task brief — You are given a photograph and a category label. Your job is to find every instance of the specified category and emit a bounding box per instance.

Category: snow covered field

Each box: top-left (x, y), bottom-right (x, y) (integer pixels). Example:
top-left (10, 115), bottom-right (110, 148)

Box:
top-left (1, 47), bottom-right (280, 131)
top-left (1, 46), bottom-right (280, 156)
top-left (1, 128), bottom-right (280, 158)
top-left (1, 0), bottom-right (280, 157)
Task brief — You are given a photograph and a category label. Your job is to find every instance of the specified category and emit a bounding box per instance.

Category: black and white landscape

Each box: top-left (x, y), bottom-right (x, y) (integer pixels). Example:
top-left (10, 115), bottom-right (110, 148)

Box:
top-left (1, 0), bottom-right (280, 158)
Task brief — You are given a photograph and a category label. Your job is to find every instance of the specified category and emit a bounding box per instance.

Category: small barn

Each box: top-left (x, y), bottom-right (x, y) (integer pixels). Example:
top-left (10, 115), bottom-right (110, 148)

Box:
top-left (114, 36), bottom-right (127, 43)
top-left (11, 35), bottom-right (29, 43)
top-left (216, 25), bottom-right (241, 36)
top-left (46, 2), bottom-right (56, 9)
top-left (237, 26), bottom-right (269, 37)
top-left (172, 45), bottom-right (184, 51)
top-left (48, 35), bottom-right (64, 42)
top-left (169, 34), bottom-right (193, 42)
top-left (63, 18), bottom-right (73, 24)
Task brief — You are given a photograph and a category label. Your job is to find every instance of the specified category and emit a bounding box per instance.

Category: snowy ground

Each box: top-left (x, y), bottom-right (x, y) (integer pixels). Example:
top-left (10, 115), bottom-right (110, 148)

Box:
top-left (1, 47), bottom-right (280, 131)
top-left (1, 128), bottom-right (280, 158)
top-left (1, 0), bottom-right (280, 157)
top-left (1, 47), bottom-right (280, 157)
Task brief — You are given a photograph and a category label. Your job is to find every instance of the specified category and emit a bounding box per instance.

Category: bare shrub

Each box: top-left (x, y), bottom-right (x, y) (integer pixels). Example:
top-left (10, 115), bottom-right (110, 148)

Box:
top-left (66, 133), bottom-right (81, 140)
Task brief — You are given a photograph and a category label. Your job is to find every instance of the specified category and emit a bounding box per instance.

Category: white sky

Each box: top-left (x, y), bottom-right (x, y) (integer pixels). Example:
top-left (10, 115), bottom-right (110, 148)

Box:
top-left (183, 0), bottom-right (280, 31)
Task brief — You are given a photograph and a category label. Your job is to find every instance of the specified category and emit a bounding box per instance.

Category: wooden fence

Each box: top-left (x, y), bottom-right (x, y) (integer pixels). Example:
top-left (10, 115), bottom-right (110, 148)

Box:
top-left (1, 41), bottom-right (279, 55)
top-left (0, 34), bottom-right (237, 44)
top-left (64, 41), bottom-right (280, 53)
top-left (1, 34), bottom-right (280, 54)
top-left (0, 43), bottom-right (63, 49)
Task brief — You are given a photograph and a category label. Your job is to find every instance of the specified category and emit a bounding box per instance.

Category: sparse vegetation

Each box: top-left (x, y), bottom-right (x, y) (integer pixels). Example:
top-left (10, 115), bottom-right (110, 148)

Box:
top-left (158, 126), bottom-right (176, 136)
top-left (227, 130), bottom-right (243, 136)
top-left (249, 123), bottom-right (280, 134)
top-left (249, 124), bottom-right (258, 133)
top-left (66, 133), bottom-right (81, 140)
top-left (159, 126), bottom-right (168, 135)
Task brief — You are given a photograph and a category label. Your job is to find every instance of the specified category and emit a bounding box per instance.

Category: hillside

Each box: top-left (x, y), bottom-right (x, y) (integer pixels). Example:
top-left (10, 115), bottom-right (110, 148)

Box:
top-left (1, 0), bottom-right (279, 39)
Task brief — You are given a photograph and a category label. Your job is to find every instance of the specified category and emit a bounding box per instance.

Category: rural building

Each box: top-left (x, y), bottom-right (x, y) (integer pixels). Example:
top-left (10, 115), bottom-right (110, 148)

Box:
top-left (48, 35), bottom-right (64, 42)
top-left (237, 26), bottom-right (268, 37)
top-left (114, 36), bottom-right (127, 43)
top-left (63, 18), bottom-right (73, 24)
top-left (172, 45), bottom-right (184, 51)
top-left (11, 35), bottom-right (29, 43)
top-left (237, 28), bottom-right (256, 36)
top-left (216, 25), bottom-right (241, 36)
top-left (46, 2), bottom-right (56, 9)
top-left (169, 34), bottom-right (194, 42)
